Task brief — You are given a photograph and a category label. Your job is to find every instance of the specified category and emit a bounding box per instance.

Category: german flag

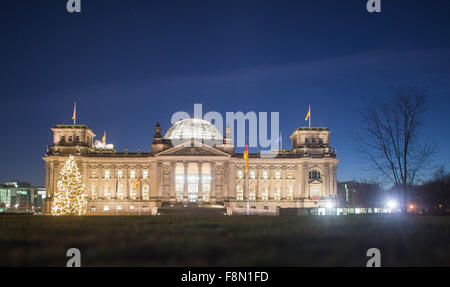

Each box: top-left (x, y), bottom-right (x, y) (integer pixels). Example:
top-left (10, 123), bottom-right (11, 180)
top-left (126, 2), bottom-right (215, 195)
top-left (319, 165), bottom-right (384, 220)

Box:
top-left (136, 177), bottom-right (141, 189)
top-left (243, 143), bottom-right (249, 173)
top-left (305, 105), bottom-right (310, 121)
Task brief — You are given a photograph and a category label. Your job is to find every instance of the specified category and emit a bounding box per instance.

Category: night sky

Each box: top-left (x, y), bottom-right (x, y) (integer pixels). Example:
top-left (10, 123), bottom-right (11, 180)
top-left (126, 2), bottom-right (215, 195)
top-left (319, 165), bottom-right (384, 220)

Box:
top-left (1, 0), bottom-right (450, 186)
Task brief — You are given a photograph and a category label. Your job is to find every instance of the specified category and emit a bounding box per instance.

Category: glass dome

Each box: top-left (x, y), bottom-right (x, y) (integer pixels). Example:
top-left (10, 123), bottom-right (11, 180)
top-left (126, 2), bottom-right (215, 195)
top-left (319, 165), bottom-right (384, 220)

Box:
top-left (164, 118), bottom-right (223, 143)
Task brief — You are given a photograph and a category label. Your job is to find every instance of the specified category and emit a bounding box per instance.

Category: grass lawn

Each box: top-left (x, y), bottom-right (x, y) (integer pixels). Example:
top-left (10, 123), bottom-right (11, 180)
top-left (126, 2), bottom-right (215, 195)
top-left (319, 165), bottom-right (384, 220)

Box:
top-left (0, 215), bottom-right (449, 266)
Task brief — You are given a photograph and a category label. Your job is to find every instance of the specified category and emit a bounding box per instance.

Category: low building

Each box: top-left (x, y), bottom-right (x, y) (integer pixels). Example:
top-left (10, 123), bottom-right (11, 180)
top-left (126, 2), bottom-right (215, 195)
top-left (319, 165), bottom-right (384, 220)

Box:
top-left (0, 181), bottom-right (46, 213)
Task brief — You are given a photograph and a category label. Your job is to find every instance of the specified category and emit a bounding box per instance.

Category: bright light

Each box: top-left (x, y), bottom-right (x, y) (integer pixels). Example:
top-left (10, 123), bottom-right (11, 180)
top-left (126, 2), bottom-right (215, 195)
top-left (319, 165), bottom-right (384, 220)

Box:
top-left (325, 201), bottom-right (334, 209)
top-left (409, 204), bottom-right (415, 210)
top-left (387, 200), bottom-right (397, 209)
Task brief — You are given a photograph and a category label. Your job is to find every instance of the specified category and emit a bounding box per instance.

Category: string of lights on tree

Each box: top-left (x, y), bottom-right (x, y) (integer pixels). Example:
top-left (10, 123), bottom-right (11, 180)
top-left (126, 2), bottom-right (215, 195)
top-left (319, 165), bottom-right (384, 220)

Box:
top-left (51, 155), bottom-right (87, 216)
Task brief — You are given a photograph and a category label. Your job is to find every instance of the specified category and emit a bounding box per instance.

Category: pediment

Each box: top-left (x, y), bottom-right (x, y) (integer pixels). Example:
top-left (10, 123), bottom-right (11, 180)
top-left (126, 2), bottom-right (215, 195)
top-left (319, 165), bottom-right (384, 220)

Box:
top-left (308, 179), bottom-right (323, 184)
top-left (155, 140), bottom-right (231, 157)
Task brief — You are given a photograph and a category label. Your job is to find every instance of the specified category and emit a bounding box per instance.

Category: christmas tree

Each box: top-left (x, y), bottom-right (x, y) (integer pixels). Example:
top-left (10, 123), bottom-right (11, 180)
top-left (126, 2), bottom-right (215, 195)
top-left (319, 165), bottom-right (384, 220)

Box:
top-left (51, 155), bottom-right (88, 215)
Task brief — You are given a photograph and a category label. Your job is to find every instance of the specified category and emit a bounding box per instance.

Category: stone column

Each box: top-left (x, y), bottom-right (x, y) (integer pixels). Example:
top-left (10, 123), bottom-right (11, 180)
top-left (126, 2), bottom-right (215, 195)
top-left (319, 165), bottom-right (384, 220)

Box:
top-left (211, 163), bottom-right (216, 203)
top-left (222, 163), bottom-right (229, 200)
top-left (281, 166), bottom-right (287, 200)
top-left (198, 162), bottom-right (203, 203)
top-left (125, 165), bottom-right (129, 199)
top-left (157, 163), bottom-right (163, 200)
top-left (332, 165), bottom-right (337, 197)
top-left (170, 161), bottom-right (176, 203)
top-left (183, 162), bottom-right (188, 203)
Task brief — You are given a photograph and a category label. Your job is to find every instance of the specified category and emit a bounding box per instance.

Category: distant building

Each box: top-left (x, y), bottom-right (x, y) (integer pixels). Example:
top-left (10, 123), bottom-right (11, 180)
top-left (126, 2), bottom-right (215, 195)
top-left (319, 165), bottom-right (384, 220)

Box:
top-left (43, 119), bottom-right (338, 215)
top-left (0, 181), bottom-right (46, 213)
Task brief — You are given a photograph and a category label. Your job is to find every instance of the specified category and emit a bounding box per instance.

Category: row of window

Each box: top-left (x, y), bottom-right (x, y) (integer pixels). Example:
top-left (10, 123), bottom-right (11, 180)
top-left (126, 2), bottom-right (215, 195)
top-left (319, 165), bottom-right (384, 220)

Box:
top-left (237, 170), bottom-right (290, 180)
top-left (236, 185), bottom-right (295, 201)
top-left (59, 135), bottom-right (80, 143)
top-left (92, 205), bottom-right (150, 212)
top-left (304, 137), bottom-right (323, 144)
top-left (92, 169), bottom-right (149, 179)
top-left (91, 184), bottom-right (150, 200)
top-left (237, 169), bottom-right (321, 180)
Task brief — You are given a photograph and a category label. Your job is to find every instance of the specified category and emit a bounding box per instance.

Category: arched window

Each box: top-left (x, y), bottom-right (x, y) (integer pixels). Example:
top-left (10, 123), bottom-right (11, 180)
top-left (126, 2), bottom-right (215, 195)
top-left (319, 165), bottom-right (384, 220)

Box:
top-left (309, 169), bottom-right (321, 180)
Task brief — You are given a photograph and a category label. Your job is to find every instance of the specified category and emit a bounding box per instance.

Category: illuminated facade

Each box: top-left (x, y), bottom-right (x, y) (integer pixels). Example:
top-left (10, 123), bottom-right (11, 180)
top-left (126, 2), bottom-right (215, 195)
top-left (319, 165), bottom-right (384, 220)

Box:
top-left (43, 119), bottom-right (338, 215)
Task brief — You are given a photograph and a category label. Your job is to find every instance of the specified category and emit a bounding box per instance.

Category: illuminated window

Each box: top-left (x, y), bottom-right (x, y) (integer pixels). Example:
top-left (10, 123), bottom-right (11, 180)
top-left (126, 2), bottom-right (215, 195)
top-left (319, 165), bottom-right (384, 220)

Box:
top-left (202, 164), bottom-right (211, 202)
top-left (117, 205), bottom-right (122, 211)
top-left (104, 170), bottom-right (110, 179)
top-left (237, 170), bottom-right (243, 179)
top-left (310, 187), bottom-right (319, 199)
top-left (175, 164), bottom-right (184, 202)
top-left (287, 185), bottom-right (294, 200)
top-left (274, 186), bottom-right (281, 201)
top-left (68, 136), bottom-right (73, 142)
top-left (262, 186), bottom-right (269, 201)
top-left (130, 170), bottom-right (136, 179)
top-left (91, 184), bottom-right (97, 199)
top-left (117, 170), bottom-right (123, 179)
top-left (236, 186), bottom-right (244, 200)
top-left (250, 170), bottom-right (256, 179)
top-left (249, 186), bottom-right (256, 201)
top-left (117, 184), bottom-right (124, 199)
top-left (103, 205), bottom-right (110, 211)
top-left (129, 186), bottom-right (136, 200)
top-left (275, 171), bottom-right (281, 179)
top-left (104, 187), bottom-right (110, 199)
top-left (143, 170), bottom-right (149, 179)
top-left (90, 206), bottom-right (96, 212)
top-left (130, 205), bottom-right (135, 210)
top-left (142, 184), bottom-right (150, 200)
top-left (263, 170), bottom-right (268, 179)
top-left (287, 173), bottom-right (293, 180)
top-left (91, 170), bottom-right (97, 178)
top-left (309, 170), bottom-right (321, 179)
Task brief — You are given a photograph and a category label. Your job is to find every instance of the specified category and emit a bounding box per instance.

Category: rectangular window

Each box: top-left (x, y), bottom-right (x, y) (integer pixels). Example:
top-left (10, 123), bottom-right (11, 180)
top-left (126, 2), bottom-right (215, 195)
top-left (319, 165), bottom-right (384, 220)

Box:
top-left (274, 187), bottom-right (281, 201)
top-left (250, 170), bottom-right (256, 179)
top-left (104, 170), bottom-right (110, 179)
top-left (129, 186), bottom-right (136, 200)
top-left (236, 186), bottom-right (244, 200)
top-left (143, 170), bottom-right (149, 179)
top-left (263, 171), bottom-right (268, 179)
top-left (117, 170), bottom-right (123, 179)
top-left (237, 170), bottom-right (243, 179)
top-left (91, 171), bottom-right (97, 178)
top-left (103, 205), bottom-right (110, 211)
top-left (275, 171), bottom-right (281, 179)
top-left (130, 205), bottom-right (135, 210)
top-left (117, 205), bottom-right (122, 211)
top-left (130, 170), bottom-right (136, 179)
top-left (262, 187), bottom-right (269, 200)
top-left (249, 186), bottom-right (256, 201)
top-left (287, 185), bottom-right (294, 200)
top-left (90, 206), bottom-right (96, 212)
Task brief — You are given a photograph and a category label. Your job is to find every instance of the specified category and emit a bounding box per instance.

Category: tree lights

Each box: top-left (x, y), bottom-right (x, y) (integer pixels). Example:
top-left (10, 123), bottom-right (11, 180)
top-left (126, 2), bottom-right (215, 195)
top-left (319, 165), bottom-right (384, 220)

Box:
top-left (51, 155), bottom-right (87, 216)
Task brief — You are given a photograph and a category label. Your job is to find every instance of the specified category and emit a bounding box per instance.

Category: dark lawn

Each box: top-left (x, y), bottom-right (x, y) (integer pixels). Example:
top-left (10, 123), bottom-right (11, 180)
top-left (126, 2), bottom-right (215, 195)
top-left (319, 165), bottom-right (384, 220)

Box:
top-left (0, 215), bottom-right (449, 266)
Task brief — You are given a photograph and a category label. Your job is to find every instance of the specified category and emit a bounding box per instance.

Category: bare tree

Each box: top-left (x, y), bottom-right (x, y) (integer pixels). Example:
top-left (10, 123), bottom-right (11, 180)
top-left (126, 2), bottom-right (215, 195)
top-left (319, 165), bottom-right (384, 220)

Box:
top-left (356, 87), bottom-right (435, 212)
top-left (424, 166), bottom-right (450, 214)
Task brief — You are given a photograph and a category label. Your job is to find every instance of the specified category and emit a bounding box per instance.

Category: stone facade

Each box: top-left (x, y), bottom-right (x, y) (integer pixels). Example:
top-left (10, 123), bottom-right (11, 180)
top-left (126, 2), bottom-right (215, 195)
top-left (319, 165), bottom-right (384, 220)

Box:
top-left (43, 120), bottom-right (338, 215)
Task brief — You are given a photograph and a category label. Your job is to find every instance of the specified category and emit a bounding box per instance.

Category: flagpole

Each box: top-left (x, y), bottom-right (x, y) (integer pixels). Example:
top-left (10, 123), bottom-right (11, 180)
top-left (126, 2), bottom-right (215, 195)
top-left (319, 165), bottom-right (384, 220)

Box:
top-left (246, 168), bottom-right (249, 215)
top-left (73, 102), bottom-right (76, 125)
top-left (309, 104), bottom-right (311, 128)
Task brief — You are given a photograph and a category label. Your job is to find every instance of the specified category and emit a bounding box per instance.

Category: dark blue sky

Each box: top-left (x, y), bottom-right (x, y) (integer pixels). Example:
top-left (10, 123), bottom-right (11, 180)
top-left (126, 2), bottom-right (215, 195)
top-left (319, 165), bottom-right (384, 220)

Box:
top-left (1, 0), bottom-right (450, 186)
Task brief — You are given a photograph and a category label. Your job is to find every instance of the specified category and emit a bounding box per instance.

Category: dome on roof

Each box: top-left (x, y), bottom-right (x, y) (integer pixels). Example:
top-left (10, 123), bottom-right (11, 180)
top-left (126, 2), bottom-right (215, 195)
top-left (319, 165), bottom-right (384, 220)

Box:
top-left (164, 118), bottom-right (223, 145)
